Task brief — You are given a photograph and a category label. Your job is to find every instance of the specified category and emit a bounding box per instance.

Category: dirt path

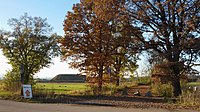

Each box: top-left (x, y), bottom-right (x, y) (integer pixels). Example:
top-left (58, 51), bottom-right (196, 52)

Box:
top-left (0, 100), bottom-right (199, 112)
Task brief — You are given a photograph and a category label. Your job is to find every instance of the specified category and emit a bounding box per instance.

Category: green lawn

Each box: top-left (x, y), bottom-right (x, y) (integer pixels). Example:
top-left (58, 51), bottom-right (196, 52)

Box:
top-left (187, 82), bottom-right (200, 86)
top-left (34, 83), bottom-right (88, 94)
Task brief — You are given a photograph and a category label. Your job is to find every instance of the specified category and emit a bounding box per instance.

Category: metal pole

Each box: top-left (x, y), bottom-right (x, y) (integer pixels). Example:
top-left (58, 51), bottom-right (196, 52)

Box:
top-left (20, 64), bottom-right (24, 97)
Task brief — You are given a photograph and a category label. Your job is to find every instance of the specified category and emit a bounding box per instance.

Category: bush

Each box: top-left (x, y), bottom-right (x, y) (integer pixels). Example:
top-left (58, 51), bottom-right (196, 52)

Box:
top-left (0, 80), bottom-right (3, 90)
top-left (137, 76), bottom-right (152, 85)
top-left (2, 69), bottom-right (36, 93)
top-left (86, 83), bottom-right (98, 95)
top-left (151, 82), bottom-right (173, 97)
top-left (2, 70), bottom-right (21, 92)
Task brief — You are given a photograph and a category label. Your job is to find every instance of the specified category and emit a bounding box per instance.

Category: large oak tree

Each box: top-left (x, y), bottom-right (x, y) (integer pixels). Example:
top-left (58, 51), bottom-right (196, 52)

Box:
top-left (0, 13), bottom-right (60, 84)
top-left (61, 0), bottom-right (137, 91)
top-left (126, 0), bottom-right (200, 96)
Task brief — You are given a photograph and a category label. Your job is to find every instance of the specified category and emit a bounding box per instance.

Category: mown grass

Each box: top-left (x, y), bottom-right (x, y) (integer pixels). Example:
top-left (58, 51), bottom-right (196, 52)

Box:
top-left (187, 82), bottom-right (200, 86)
top-left (33, 83), bottom-right (87, 95)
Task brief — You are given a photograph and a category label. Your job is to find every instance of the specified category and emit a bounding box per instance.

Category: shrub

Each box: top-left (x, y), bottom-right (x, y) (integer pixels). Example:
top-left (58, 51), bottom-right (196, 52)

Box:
top-left (0, 80), bottom-right (3, 90)
top-left (2, 70), bottom-right (21, 92)
top-left (137, 76), bottom-right (151, 85)
top-left (151, 82), bottom-right (173, 97)
top-left (86, 83), bottom-right (99, 95)
top-left (2, 70), bottom-right (35, 92)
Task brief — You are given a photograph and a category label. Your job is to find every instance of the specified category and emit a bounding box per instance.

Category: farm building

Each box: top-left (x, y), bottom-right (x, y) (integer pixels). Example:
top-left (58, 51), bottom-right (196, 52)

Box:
top-left (51, 74), bottom-right (86, 83)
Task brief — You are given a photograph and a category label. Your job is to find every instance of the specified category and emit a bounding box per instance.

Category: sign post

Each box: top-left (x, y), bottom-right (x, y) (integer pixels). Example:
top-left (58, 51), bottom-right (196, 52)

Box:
top-left (20, 64), bottom-right (24, 97)
top-left (20, 64), bottom-right (24, 84)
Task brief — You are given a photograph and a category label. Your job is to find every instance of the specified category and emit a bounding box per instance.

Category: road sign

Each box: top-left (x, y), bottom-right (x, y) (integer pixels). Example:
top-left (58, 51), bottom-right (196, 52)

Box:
top-left (22, 85), bottom-right (33, 99)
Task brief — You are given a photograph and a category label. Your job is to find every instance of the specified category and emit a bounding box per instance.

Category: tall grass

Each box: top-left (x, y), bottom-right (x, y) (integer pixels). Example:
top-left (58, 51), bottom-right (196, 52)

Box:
top-left (178, 82), bottom-right (200, 107)
top-left (0, 81), bottom-right (13, 97)
top-left (179, 91), bottom-right (200, 107)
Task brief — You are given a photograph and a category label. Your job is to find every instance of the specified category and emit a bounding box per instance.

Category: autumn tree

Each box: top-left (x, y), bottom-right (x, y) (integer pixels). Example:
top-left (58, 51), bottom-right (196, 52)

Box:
top-left (61, 0), bottom-right (137, 91)
top-left (0, 13), bottom-right (60, 84)
top-left (89, 0), bottom-right (139, 86)
top-left (125, 0), bottom-right (200, 96)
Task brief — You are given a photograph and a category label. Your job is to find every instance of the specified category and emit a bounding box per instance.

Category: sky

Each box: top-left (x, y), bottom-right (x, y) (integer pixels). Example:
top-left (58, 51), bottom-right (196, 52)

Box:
top-left (0, 0), bottom-right (80, 79)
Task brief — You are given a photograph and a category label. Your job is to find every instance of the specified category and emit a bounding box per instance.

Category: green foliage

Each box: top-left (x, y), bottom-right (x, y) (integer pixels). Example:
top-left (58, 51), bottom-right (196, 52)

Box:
top-left (0, 13), bottom-right (60, 84)
top-left (0, 80), bottom-right (3, 91)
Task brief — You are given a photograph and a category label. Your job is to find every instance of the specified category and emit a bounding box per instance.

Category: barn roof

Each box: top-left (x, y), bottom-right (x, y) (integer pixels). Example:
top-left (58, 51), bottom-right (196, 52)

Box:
top-left (51, 74), bottom-right (86, 83)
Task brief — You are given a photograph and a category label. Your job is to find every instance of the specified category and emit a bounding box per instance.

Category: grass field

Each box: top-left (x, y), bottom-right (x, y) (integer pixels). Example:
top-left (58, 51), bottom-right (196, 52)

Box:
top-left (34, 83), bottom-right (88, 95)
top-left (187, 82), bottom-right (200, 86)
top-left (0, 81), bottom-right (200, 97)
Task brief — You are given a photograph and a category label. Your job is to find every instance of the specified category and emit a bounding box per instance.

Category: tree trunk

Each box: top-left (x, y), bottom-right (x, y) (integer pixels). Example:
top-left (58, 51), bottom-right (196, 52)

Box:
top-left (116, 76), bottom-right (120, 86)
top-left (98, 65), bottom-right (103, 94)
top-left (98, 74), bottom-right (102, 93)
top-left (171, 76), bottom-right (182, 97)
top-left (24, 74), bottom-right (29, 84)
top-left (115, 62), bottom-right (120, 86)
top-left (171, 63), bottom-right (182, 97)
top-left (23, 66), bottom-right (29, 84)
